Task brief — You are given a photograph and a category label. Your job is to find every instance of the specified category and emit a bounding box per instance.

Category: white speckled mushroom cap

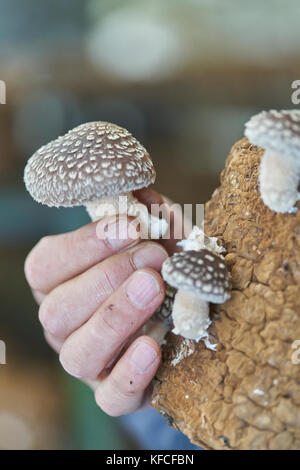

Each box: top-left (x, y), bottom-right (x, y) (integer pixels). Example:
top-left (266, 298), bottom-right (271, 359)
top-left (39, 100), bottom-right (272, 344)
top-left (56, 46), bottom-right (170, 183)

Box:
top-left (24, 121), bottom-right (156, 207)
top-left (161, 249), bottom-right (231, 304)
top-left (245, 110), bottom-right (300, 160)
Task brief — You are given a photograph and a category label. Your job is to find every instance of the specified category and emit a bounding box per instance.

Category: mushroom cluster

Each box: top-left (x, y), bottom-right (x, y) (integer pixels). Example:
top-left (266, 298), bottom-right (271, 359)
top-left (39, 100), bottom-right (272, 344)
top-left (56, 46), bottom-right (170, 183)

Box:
top-left (153, 138), bottom-right (300, 450)
top-left (24, 121), bottom-right (168, 238)
top-left (245, 109), bottom-right (300, 213)
top-left (161, 226), bottom-right (231, 349)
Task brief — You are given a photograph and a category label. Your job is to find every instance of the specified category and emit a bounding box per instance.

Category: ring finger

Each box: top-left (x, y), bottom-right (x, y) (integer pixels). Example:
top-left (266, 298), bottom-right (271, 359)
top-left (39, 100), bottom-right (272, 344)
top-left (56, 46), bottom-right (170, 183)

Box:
top-left (39, 242), bottom-right (168, 339)
top-left (94, 335), bottom-right (161, 416)
top-left (59, 268), bottom-right (165, 380)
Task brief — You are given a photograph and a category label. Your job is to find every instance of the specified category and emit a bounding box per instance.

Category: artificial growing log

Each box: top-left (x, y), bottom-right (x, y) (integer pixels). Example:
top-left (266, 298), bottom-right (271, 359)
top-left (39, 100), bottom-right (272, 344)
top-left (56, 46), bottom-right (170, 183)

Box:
top-left (152, 137), bottom-right (300, 450)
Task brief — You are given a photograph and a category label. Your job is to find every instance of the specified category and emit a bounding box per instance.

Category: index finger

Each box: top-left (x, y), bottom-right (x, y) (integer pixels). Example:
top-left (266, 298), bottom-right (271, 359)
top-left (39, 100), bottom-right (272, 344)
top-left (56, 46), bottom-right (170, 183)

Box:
top-left (24, 215), bottom-right (140, 295)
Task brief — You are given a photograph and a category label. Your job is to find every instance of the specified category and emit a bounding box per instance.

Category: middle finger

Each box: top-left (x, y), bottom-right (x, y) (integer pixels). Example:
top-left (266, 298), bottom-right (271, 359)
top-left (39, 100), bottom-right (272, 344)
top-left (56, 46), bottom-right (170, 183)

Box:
top-left (39, 242), bottom-right (168, 339)
top-left (59, 268), bottom-right (165, 380)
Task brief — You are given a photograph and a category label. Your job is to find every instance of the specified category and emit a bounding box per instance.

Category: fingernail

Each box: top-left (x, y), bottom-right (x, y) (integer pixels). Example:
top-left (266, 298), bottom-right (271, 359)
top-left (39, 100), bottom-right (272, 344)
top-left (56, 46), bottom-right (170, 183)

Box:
top-left (129, 341), bottom-right (158, 374)
top-left (126, 271), bottom-right (160, 308)
top-left (96, 216), bottom-right (139, 251)
top-left (131, 243), bottom-right (168, 270)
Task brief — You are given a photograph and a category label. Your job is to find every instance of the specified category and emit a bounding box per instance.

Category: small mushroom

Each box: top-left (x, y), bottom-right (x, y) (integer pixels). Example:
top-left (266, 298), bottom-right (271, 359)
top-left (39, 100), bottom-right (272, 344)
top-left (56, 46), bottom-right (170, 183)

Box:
top-left (158, 226), bottom-right (227, 346)
top-left (162, 249), bottom-right (231, 349)
top-left (24, 121), bottom-right (168, 238)
top-left (245, 109), bottom-right (300, 213)
top-left (177, 225), bottom-right (225, 254)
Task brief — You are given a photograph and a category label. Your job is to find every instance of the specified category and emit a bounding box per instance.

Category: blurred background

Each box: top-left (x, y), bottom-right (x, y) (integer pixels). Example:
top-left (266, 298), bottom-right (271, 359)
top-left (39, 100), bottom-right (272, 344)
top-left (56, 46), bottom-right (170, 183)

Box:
top-left (0, 0), bottom-right (299, 450)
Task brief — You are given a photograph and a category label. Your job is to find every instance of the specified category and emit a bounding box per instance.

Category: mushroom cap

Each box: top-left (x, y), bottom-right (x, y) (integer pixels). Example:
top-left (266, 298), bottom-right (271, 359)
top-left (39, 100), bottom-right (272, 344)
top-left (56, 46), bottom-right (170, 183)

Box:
top-left (162, 248), bottom-right (231, 303)
top-left (161, 249), bottom-right (231, 304)
top-left (245, 109), bottom-right (300, 160)
top-left (24, 121), bottom-right (156, 207)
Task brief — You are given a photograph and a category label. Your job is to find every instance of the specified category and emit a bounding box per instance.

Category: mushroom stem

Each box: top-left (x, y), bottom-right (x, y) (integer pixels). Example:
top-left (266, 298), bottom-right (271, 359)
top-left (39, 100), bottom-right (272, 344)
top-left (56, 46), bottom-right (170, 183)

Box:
top-left (85, 192), bottom-right (168, 239)
top-left (259, 150), bottom-right (300, 213)
top-left (172, 290), bottom-right (216, 349)
top-left (140, 319), bottom-right (170, 345)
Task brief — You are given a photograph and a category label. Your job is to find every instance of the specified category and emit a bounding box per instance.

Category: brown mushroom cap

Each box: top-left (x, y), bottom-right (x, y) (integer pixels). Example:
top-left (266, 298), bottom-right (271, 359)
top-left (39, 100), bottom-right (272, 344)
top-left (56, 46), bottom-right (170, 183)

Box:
top-left (162, 249), bottom-right (231, 304)
top-left (24, 121), bottom-right (156, 207)
top-left (245, 109), bottom-right (300, 160)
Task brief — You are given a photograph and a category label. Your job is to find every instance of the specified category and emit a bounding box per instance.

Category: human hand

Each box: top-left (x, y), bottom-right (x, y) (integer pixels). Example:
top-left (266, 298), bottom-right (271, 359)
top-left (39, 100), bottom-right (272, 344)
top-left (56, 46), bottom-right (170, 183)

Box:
top-left (24, 189), bottom-right (186, 416)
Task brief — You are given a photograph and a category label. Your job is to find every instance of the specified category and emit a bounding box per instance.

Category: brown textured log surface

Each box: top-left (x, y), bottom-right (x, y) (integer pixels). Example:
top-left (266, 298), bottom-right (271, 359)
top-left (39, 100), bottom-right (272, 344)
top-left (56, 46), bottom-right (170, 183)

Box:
top-left (152, 138), bottom-right (300, 450)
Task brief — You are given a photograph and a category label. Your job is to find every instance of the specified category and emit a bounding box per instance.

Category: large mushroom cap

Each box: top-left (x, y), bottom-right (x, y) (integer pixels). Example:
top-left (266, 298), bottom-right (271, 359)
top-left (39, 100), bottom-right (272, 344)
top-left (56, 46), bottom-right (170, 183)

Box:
top-left (245, 109), bottom-right (300, 160)
top-left (161, 249), bottom-right (231, 304)
top-left (24, 121), bottom-right (156, 207)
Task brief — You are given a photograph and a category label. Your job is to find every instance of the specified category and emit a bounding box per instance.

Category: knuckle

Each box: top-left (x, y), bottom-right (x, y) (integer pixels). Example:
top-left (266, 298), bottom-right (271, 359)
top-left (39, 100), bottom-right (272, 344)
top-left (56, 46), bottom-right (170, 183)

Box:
top-left (38, 235), bottom-right (52, 250)
top-left (100, 310), bottom-right (127, 340)
top-left (59, 345), bottom-right (85, 379)
top-left (38, 302), bottom-right (51, 332)
top-left (24, 251), bottom-right (40, 290)
top-left (63, 231), bottom-right (77, 259)
top-left (97, 267), bottom-right (116, 298)
top-left (38, 297), bottom-right (62, 337)
top-left (35, 235), bottom-right (53, 259)
top-left (24, 236), bottom-right (51, 290)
